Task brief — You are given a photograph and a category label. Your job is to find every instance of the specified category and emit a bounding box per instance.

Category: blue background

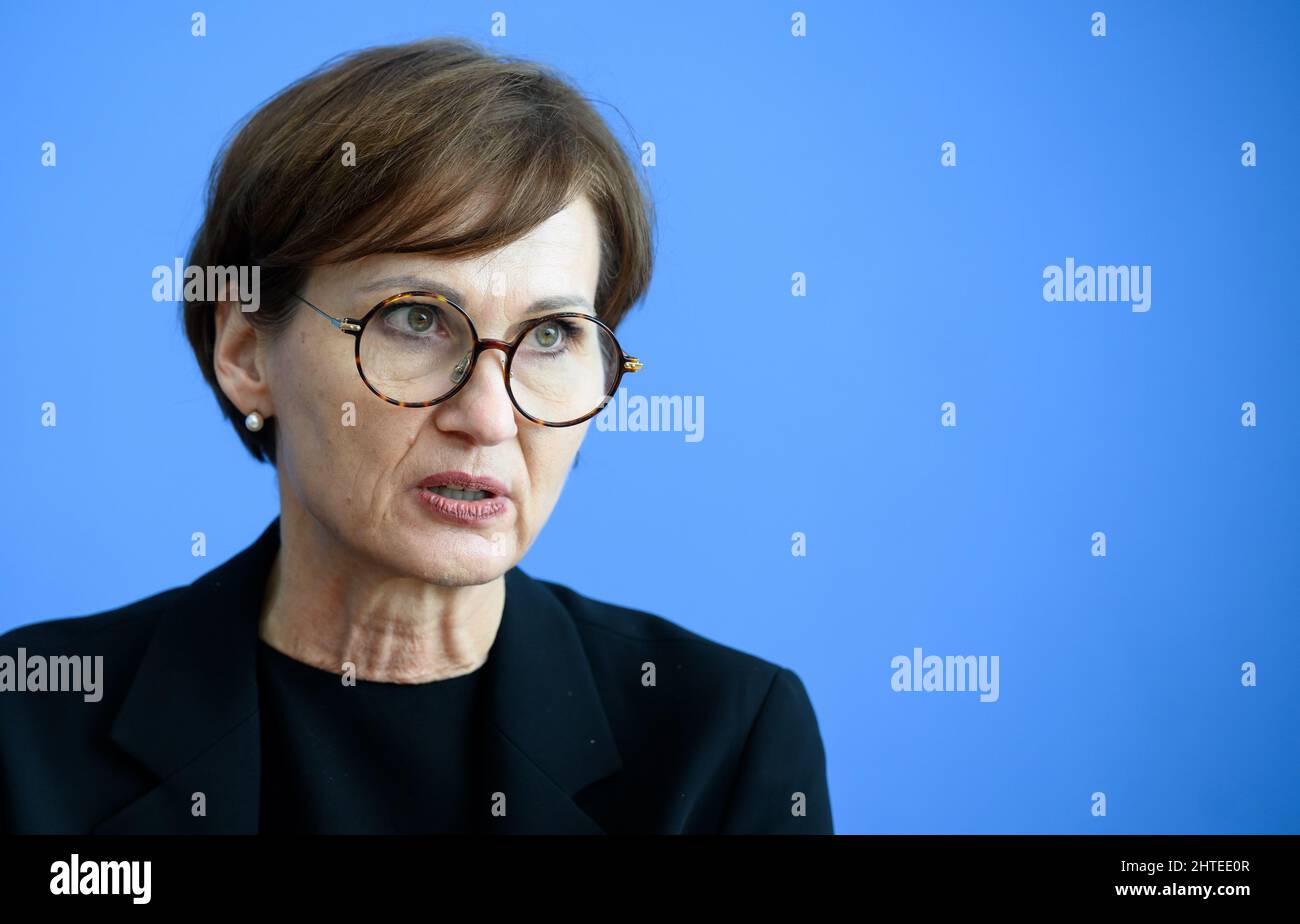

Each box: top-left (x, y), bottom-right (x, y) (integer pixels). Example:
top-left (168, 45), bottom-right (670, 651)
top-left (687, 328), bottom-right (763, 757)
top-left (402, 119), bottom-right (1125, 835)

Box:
top-left (2, 0), bottom-right (1297, 833)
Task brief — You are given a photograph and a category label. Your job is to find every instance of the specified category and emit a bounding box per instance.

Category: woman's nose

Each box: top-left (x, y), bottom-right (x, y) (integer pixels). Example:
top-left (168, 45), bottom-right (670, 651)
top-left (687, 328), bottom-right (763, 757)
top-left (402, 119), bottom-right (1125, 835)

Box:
top-left (431, 346), bottom-right (518, 444)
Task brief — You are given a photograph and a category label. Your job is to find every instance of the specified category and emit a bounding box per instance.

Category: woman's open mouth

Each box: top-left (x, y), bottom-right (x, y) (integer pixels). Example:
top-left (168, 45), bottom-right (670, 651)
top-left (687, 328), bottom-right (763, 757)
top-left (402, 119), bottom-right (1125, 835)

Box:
top-left (425, 486), bottom-right (493, 501)
top-left (415, 471), bottom-right (511, 524)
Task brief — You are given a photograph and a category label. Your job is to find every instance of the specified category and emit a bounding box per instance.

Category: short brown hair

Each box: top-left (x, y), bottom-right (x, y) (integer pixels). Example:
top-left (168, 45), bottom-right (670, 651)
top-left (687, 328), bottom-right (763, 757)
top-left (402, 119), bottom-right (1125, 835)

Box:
top-left (182, 36), bottom-right (655, 465)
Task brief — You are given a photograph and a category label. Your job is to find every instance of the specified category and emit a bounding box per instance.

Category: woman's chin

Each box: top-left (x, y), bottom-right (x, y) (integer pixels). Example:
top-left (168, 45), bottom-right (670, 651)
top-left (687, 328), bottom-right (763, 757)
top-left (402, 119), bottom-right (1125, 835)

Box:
top-left (392, 533), bottom-right (517, 587)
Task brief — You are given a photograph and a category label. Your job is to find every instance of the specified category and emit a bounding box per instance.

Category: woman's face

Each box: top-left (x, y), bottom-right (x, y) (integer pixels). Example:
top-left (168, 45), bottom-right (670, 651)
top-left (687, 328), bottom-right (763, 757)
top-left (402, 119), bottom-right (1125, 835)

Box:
top-left (257, 196), bottom-right (602, 585)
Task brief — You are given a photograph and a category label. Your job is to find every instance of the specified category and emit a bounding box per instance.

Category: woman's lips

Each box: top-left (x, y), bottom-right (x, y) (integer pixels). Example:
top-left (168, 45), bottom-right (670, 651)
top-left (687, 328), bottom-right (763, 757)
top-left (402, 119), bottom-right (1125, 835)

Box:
top-left (414, 470), bottom-right (512, 525)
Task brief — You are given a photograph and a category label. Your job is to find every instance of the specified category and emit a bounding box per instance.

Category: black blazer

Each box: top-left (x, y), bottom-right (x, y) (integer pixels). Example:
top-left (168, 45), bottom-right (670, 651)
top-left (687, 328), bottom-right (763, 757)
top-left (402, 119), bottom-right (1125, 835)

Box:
top-left (0, 517), bottom-right (832, 834)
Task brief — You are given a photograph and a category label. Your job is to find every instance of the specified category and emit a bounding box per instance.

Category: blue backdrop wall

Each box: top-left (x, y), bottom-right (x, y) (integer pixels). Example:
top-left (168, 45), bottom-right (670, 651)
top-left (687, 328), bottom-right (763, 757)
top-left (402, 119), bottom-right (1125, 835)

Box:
top-left (2, 0), bottom-right (1297, 833)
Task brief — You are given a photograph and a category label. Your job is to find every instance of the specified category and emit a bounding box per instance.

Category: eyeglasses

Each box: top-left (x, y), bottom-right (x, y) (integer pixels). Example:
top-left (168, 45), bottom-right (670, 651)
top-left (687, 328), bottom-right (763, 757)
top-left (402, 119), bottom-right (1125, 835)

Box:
top-left (291, 290), bottom-right (644, 427)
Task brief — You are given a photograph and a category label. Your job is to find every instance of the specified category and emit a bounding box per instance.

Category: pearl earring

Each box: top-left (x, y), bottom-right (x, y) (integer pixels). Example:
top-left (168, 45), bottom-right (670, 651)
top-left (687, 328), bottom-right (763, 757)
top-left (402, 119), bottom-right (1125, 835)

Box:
top-left (244, 410), bottom-right (265, 432)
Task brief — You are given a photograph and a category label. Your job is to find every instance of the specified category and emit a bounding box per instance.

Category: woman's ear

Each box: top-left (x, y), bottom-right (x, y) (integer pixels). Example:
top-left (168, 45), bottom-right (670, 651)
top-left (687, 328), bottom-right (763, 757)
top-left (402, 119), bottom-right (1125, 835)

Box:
top-left (212, 300), bottom-right (275, 419)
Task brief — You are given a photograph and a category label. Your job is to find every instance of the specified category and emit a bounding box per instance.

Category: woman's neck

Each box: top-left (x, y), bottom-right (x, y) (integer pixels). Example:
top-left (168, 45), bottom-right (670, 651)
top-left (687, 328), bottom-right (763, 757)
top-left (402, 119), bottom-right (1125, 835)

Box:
top-left (257, 512), bottom-right (505, 684)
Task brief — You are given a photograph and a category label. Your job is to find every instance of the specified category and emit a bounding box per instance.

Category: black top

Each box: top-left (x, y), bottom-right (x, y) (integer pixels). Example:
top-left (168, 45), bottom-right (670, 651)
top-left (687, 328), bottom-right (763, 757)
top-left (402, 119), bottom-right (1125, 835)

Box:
top-left (1, 516), bottom-right (833, 834)
top-left (256, 639), bottom-right (487, 834)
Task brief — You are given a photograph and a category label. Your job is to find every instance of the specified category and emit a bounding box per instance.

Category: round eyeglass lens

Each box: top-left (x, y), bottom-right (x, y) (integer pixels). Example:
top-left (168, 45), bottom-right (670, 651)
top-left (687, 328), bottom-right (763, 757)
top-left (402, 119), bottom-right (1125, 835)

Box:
top-left (507, 315), bottom-right (621, 423)
top-left (359, 295), bottom-right (476, 404)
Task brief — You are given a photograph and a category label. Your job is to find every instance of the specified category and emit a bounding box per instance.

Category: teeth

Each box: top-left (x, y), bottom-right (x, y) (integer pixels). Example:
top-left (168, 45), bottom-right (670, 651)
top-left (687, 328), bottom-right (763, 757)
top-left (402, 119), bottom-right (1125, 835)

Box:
top-left (427, 486), bottom-right (490, 501)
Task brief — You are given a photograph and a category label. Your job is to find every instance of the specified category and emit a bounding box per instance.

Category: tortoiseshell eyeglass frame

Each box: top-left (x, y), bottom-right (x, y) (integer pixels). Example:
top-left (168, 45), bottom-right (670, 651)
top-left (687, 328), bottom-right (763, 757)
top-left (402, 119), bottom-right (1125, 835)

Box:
top-left (290, 290), bottom-right (644, 427)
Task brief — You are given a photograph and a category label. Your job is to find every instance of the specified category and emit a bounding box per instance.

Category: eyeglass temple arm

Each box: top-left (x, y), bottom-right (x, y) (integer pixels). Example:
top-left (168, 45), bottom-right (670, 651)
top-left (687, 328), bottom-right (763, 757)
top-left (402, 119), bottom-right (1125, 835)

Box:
top-left (291, 292), bottom-right (362, 334)
top-left (623, 356), bottom-right (644, 372)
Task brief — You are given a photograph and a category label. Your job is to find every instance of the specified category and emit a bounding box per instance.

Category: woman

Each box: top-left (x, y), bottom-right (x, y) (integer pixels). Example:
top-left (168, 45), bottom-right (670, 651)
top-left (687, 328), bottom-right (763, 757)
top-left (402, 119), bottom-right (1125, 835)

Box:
top-left (0, 37), bottom-right (832, 835)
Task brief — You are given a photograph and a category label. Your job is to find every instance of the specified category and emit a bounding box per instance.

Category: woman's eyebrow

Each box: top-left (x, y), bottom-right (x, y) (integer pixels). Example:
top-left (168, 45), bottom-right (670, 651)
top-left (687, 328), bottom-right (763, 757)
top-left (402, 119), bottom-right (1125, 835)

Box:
top-left (357, 275), bottom-right (592, 315)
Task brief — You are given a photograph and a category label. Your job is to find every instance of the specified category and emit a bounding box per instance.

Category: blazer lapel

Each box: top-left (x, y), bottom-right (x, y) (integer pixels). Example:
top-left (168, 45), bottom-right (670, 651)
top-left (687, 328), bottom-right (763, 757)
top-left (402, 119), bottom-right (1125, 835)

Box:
top-left (92, 519), bottom-right (277, 834)
top-left (476, 567), bottom-right (623, 834)
top-left (92, 517), bottom-right (623, 835)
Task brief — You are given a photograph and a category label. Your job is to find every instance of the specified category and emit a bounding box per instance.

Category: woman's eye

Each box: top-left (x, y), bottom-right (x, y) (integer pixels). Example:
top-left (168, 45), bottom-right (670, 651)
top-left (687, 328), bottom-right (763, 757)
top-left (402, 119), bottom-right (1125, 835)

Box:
top-left (384, 304), bottom-right (439, 335)
top-left (533, 323), bottom-right (562, 349)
